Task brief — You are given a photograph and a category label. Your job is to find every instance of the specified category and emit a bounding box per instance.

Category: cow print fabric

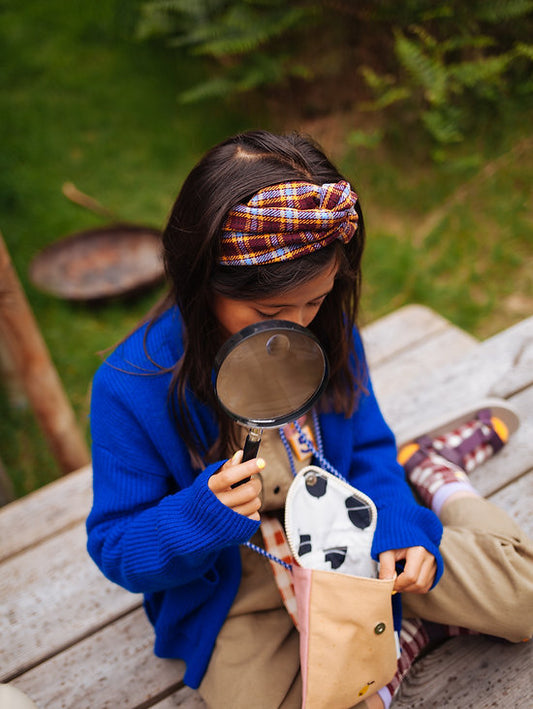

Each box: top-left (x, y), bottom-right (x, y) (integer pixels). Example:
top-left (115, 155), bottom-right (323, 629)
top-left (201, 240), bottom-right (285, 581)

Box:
top-left (285, 465), bottom-right (378, 578)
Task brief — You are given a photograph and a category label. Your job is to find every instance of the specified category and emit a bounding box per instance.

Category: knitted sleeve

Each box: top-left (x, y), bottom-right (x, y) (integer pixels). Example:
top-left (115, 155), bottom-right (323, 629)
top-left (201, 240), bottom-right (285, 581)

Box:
top-left (86, 355), bottom-right (259, 595)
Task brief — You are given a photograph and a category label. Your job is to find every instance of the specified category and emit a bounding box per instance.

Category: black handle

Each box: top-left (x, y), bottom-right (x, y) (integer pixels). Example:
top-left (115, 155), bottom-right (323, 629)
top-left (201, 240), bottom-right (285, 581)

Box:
top-left (231, 428), bottom-right (263, 488)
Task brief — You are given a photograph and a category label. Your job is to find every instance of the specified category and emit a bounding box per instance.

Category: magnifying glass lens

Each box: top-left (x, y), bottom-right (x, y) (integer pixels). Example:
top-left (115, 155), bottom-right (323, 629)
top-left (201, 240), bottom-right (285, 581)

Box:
top-left (214, 320), bottom-right (329, 481)
top-left (215, 321), bottom-right (328, 428)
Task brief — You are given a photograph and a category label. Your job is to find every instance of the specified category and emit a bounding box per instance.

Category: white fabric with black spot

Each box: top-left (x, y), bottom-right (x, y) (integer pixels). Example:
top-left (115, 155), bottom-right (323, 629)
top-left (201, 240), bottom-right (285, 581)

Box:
top-left (285, 465), bottom-right (378, 578)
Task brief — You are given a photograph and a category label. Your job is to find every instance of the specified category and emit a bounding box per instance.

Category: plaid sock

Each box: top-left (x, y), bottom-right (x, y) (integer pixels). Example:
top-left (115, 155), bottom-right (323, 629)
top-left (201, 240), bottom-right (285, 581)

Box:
top-left (398, 414), bottom-right (508, 514)
top-left (378, 620), bottom-right (479, 707)
top-left (377, 618), bottom-right (430, 708)
top-left (401, 448), bottom-right (476, 514)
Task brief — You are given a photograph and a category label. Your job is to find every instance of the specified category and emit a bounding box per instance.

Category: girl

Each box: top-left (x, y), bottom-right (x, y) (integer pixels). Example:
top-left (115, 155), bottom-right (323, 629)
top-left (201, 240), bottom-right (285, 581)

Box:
top-left (87, 130), bottom-right (533, 708)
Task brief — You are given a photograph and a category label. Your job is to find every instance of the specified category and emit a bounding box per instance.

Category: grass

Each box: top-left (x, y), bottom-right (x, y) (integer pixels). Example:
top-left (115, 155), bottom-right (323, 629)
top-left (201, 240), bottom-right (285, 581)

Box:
top-left (355, 136), bottom-right (533, 336)
top-left (1, 2), bottom-right (532, 498)
top-left (0, 0), bottom-right (253, 496)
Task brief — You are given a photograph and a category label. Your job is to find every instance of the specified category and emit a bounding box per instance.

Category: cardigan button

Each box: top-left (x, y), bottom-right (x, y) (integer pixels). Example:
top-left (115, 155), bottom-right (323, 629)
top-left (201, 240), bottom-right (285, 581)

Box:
top-left (374, 622), bottom-right (386, 635)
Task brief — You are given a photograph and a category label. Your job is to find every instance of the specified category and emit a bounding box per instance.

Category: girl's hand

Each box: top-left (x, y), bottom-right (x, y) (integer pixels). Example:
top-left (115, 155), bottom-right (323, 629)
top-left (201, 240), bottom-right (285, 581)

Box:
top-left (208, 451), bottom-right (264, 521)
top-left (379, 546), bottom-right (437, 594)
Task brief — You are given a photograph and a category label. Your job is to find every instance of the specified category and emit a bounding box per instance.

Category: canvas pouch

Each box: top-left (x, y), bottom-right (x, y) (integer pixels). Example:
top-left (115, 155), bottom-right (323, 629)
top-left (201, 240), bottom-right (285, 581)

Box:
top-left (284, 465), bottom-right (398, 708)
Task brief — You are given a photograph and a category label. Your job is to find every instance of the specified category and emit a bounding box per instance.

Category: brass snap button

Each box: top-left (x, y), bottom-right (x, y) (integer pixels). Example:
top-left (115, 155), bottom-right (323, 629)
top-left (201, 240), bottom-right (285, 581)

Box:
top-left (374, 622), bottom-right (386, 635)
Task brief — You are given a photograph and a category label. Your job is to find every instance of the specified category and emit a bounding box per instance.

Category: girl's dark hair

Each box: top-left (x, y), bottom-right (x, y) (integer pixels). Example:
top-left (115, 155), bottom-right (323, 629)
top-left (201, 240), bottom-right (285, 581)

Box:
top-left (153, 130), bottom-right (366, 466)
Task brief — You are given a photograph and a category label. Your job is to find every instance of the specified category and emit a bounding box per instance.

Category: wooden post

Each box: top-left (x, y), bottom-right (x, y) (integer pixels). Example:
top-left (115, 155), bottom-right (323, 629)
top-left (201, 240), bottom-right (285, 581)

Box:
top-left (0, 455), bottom-right (15, 505)
top-left (0, 232), bottom-right (90, 474)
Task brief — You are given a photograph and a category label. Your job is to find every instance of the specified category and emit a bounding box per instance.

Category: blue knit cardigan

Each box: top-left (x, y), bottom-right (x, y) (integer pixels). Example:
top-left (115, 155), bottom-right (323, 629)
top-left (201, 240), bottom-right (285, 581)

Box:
top-left (86, 306), bottom-right (443, 689)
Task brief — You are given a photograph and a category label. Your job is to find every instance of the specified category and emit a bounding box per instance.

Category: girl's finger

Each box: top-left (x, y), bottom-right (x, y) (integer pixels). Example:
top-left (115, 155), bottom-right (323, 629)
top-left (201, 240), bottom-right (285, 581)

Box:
top-left (217, 477), bottom-right (262, 507)
top-left (378, 551), bottom-right (397, 580)
top-left (393, 549), bottom-right (422, 592)
top-left (398, 548), bottom-right (436, 593)
top-left (228, 458), bottom-right (265, 487)
top-left (209, 457), bottom-right (264, 492)
top-left (232, 498), bottom-right (262, 520)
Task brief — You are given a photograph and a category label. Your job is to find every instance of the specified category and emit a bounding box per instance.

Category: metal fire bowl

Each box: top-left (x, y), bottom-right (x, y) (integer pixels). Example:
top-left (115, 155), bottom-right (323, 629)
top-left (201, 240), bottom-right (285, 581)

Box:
top-left (29, 223), bottom-right (164, 301)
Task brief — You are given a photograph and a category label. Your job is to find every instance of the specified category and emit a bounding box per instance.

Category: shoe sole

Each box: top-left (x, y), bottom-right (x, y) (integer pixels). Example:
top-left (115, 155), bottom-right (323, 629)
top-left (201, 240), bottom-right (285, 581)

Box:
top-left (396, 397), bottom-right (520, 447)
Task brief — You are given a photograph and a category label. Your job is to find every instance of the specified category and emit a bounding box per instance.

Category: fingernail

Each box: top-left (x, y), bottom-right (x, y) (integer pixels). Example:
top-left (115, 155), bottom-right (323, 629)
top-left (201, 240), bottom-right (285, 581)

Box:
top-left (256, 458), bottom-right (266, 470)
top-left (232, 451), bottom-right (241, 463)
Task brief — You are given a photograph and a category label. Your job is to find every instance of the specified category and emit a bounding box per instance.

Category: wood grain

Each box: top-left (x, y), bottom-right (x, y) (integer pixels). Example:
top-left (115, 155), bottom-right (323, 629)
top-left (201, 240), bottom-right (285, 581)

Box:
top-left (9, 609), bottom-right (186, 709)
top-left (0, 524), bottom-right (140, 682)
top-left (0, 233), bottom-right (90, 473)
top-left (0, 464), bottom-right (92, 563)
top-left (393, 635), bottom-right (533, 708)
top-left (1, 307), bottom-right (531, 709)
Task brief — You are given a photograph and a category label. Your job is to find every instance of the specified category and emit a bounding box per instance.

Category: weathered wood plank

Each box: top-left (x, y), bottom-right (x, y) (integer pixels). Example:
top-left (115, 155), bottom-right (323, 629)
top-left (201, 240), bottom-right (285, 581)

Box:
top-left (151, 688), bottom-right (207, 708)
top-left (361, 304), bottom-right (470, 368)
top-left (489, 470), bottom-right (533, 537)
top-left (6, 460), bottom-right (530, 709)
top-left (0, 464), bottom-right (92, 563)
top-left (381, 316), bottom-right (533, 444)
top-left (489, 334), bottom-right (533, 400)
top-left (4, 420), bottom-right (528, 688)
top-left (392, 635), bottom-right (533, 708)
top-left (0, 304), bottom-right (450, 560)
top-left (0, 232), bottom-right (90, 473)
top-left (2, 309), bottom-right (530, 709)
top-left (8, 608), bottom-right (185, 709)
top-left (0, 523), bottom-right (140, 682)
top-left (370, 325), bottom-right (477, 403)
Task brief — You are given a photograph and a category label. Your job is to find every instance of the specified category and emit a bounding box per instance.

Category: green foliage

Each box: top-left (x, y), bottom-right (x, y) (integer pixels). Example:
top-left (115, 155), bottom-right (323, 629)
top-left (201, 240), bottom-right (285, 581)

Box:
top-left (358, 1), bottom-right (533, 153)
top-left (0, 0), bottom-right (253, 498)
top-left (357, 135), bottom-right (533, 335)
top-left (2, 1), bottom-right (532, 499)
top-left (137, 0), bottom-right (320, 99)
top-left (137, 0), bottom-right (533, 154)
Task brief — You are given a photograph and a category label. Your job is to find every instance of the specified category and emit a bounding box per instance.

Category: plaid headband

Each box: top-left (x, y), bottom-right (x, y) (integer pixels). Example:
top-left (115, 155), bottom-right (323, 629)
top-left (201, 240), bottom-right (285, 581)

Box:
top-left (219, 180), bottom-right (359, 265)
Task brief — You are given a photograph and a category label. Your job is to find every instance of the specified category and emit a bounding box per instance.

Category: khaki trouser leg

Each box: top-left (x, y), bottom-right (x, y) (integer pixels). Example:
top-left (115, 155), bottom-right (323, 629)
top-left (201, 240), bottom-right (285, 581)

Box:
top-left (198, 606), bottom-right (301, 709)
top-left (198, 541), bottom-right (302, 709)
top-left (402, 496), bottom-right (533, 642)
top-left (0, 686), bottom-right (38, 709)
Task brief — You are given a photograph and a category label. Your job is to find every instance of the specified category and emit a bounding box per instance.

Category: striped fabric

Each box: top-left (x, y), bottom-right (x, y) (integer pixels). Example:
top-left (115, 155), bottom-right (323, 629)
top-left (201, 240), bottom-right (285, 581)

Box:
top-left (219, 180), bottom-right (358, 265)
top-left (260, 514), bottom-right (299, 628)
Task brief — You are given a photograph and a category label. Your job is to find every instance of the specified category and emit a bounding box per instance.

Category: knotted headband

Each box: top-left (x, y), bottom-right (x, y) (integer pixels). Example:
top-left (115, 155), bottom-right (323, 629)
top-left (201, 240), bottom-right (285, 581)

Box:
top-left (219, 180), bottom-right (359, 265)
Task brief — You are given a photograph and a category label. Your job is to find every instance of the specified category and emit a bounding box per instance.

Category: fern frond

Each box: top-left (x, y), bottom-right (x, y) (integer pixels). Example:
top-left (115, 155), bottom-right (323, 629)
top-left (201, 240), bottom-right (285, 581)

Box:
top-left (359, 66), bottom-right (396, 92)
top-left (438, 34), bottom-right (496, 56)
top-left (449, 54), bottom-right (514, 91)
top-left (394, 30), bottom-right (448, 105)
top-left (514, 42), bottom-right (533, 60)
top-left (193, 6), bottom-right (309, 57)
top-left (360, 87), bottom-right (412, 111)
top-left (422, 108), bottom-right (464, 144)
top-left (179, 75), bottom-right (236, 103)
top-left (408, 24), bottom-right (438, 51)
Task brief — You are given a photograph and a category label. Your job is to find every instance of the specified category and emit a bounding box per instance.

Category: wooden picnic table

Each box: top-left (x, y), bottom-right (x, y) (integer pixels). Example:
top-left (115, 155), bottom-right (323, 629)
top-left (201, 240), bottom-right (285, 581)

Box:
top-left (1, 304), bottom-right (532, 708)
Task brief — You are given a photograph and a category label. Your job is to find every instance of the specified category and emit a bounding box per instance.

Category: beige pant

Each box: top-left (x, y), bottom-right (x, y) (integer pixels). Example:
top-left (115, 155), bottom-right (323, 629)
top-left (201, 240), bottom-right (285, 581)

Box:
top-left (402, 496), bottom-right (533, 642)
top-left (0, 685), bottom-right (38, 709)
top-left (198, 495), bottom-right (533, 709)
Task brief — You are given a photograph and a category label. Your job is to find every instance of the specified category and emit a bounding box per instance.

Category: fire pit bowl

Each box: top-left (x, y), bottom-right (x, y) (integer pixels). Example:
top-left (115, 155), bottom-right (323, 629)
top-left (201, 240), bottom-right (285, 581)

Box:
top-left (29, 223), bottom-right (165, 301)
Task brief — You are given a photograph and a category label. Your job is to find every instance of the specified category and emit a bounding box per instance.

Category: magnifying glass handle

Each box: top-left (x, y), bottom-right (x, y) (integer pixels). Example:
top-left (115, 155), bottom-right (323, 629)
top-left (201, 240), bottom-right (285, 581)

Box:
top-left (242, 427), bottom-right (263, 462)
top-left (231, 427), bottom-right (263, 488)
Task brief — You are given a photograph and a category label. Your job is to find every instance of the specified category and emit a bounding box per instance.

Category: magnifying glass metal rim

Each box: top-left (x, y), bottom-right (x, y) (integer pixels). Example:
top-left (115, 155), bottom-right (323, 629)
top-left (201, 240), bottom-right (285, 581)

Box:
top-left (214, 319), bottom-right (329, 429)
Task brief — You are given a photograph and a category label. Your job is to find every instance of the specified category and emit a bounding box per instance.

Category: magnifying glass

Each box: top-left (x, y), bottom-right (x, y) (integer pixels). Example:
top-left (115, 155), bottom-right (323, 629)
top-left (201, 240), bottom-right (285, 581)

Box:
top-left (214, 320), bottom-right (329, 485)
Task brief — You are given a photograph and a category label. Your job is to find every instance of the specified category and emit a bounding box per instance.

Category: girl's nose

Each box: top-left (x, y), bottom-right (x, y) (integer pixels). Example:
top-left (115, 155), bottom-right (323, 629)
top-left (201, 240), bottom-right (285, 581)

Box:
top-left (291, 310), bottom-right (309, 328)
